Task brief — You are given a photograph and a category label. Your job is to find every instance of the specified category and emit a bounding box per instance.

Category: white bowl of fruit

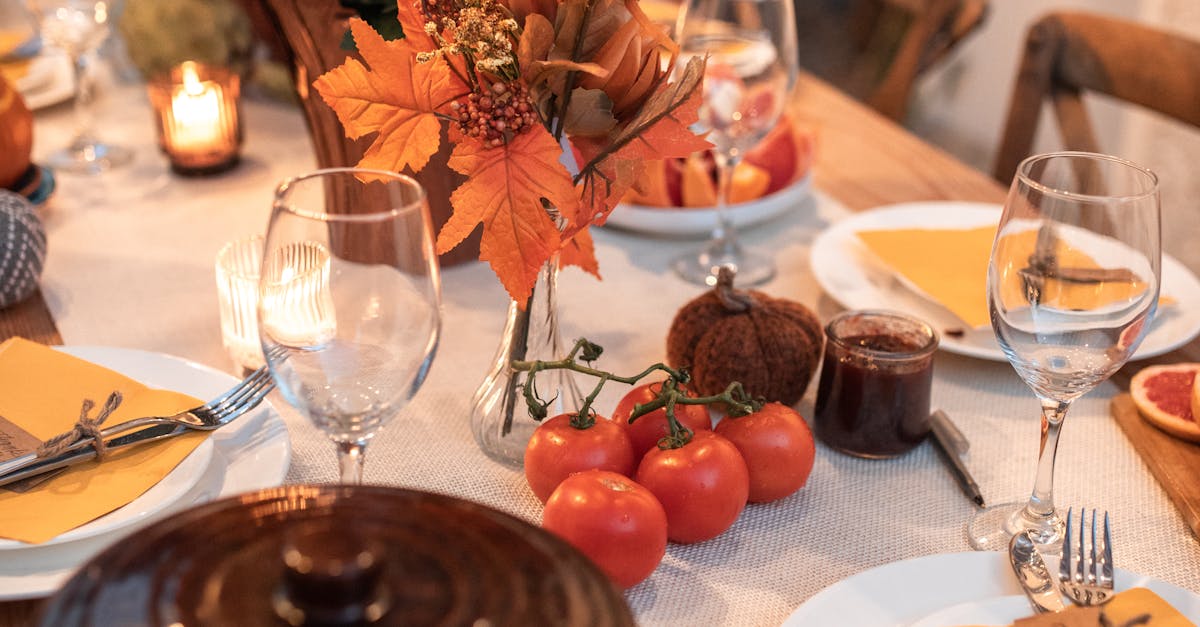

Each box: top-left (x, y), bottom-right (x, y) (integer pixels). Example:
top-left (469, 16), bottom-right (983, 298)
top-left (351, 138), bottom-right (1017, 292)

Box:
top-left (605, 115), bottom-right (815, 237)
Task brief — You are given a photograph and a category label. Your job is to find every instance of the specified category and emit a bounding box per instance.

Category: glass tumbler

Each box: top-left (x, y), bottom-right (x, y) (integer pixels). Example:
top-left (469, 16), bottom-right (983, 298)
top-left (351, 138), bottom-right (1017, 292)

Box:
top-left (813, 310), bottom-right (939, 458)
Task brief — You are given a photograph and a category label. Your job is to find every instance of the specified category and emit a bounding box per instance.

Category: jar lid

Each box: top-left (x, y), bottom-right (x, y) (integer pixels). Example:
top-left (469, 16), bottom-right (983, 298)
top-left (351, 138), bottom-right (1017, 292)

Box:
top-left (40, 485), bottom-right (634, 626)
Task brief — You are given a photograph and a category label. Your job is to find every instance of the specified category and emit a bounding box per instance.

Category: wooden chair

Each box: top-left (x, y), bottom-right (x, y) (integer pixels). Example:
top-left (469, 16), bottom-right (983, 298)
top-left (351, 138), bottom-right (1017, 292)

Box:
top-left (796, 0), bottom-right (988, 121)
top-left (236, 0), bottom-right (480, 266)
top-left (993, 11), bottom-right (1200, 184)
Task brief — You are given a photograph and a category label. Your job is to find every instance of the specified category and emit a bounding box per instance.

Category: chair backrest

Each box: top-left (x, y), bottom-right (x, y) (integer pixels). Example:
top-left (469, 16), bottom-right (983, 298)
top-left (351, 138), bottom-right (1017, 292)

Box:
top-left (993, 11), bottom-right (1200, 184)
top-left (797, 0), bottom-right (988, 121)
top-left (237, 0), bottom-right (479, 266)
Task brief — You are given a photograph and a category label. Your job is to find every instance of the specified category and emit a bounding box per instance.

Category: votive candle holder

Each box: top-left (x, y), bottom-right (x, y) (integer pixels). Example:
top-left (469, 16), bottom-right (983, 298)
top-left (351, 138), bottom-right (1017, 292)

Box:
top-left (148, 61), bottom-right (242, 176)
top-left (215, 235), bottom-right (265, 372)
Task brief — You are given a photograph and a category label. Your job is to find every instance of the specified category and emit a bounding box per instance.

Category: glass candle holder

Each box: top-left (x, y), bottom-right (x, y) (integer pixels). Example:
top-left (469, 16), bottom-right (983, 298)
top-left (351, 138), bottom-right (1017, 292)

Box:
top-left (148, 61), bottom-right (242, 176)
top-left (813, 310), bottom-right (939, 458)
top-left (215, 236), bottom-right (265, 373)
top-left (259, 241), bottom-right (337, 349)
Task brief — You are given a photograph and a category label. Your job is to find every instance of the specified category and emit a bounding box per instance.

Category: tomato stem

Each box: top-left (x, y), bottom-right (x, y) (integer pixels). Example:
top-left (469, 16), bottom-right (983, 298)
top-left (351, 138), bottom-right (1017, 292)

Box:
top-left (512, 338), bottom-right (763, 441)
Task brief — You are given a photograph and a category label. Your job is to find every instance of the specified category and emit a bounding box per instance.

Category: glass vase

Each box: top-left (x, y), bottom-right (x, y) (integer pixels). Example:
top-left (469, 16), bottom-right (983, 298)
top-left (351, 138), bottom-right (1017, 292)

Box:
top-left (470, 256), bottom-right (583, 467)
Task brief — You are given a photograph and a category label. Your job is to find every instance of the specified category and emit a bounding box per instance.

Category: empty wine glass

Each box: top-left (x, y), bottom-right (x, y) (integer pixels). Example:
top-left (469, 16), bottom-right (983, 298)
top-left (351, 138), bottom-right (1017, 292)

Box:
top-left (27, 0), bottom-right (132, 173)
top-left (258, 168), bottom-right (442, 484)
top-left (671, 0), bottom-right (798, 286)
top-left (968, 152), bottom-right (1161, 551)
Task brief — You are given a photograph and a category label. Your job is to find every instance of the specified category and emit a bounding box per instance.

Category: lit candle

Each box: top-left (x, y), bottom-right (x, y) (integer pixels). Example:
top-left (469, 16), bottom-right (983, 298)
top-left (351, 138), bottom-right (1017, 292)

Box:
top-left (148, 61), bottom-right (242, 175)
top-left (260, 242), bottom-right (337, 348)
top-left (171, 63), bottom-right (223, 151)
top-left (215, 236), bottom-right (265, 373)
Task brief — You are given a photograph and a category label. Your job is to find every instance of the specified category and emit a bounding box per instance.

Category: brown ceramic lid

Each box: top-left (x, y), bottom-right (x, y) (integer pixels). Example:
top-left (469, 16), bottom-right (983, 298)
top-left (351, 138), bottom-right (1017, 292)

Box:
top-left (40, 485), bottom-right (634, 626)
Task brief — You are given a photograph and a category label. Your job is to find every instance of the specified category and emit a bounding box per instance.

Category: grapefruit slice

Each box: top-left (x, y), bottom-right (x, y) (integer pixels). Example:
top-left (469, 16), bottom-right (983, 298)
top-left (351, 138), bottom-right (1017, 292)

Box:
top-left (1130, 363), bottom-right (1200, 443)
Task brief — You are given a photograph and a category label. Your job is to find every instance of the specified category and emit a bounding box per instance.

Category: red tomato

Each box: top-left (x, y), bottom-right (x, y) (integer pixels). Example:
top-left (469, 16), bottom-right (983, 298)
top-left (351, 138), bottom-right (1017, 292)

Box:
top-left (715, 402), bottom-right (816, 503)
top-left (613, 382), bottom-right (712, 458)
top-left (542, 470), bottom-right (668, 589)
top-left (524, 413), bottom-right (636, 503)
top-left (635, 431), bottom-right (749, 543)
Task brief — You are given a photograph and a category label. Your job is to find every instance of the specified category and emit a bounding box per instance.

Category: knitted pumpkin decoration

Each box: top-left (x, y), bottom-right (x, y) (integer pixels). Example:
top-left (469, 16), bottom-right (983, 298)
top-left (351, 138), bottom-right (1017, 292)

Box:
top-left (667, 267), bottom-right (823, 406)
top-left (0, 191), bottom-right (46, 309)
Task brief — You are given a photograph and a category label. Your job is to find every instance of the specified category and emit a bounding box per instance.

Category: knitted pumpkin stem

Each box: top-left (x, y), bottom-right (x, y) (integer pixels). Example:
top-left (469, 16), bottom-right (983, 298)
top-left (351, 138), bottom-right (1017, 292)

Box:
top-left (714, 266), bottom-right (754, 312)
top-left (512, 338), bottom-right (762, 442)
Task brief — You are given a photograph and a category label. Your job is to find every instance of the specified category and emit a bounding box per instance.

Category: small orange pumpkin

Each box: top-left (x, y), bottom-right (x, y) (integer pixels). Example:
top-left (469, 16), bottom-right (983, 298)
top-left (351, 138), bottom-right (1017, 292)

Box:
top-left (0, 74), bottom-right (33, 190)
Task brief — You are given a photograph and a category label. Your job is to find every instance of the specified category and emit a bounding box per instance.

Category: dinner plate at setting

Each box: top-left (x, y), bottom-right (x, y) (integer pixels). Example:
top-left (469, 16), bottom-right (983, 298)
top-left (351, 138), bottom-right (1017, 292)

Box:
top-left (605, 173), bottom-right (812, 237)
top-left (14, 47), bottom-right (73, 111)
top-left (0, 346), bottom-right (291, 601)
top-left (782, 551), bottom-right (1200, 626)
top-left (0, 427), bottom-right (214, 551)
top-left (810, 202), bottom-right (1200, 362)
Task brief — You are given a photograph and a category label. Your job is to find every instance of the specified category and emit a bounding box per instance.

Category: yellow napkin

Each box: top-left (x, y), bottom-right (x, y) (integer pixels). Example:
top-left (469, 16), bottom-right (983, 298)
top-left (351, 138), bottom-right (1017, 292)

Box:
top-left (856, 226), bottom-right (1166, 329)
top-left (0, 30), bottom-right (32, 83)
top-left (0, 338), bottom-right (208, 544)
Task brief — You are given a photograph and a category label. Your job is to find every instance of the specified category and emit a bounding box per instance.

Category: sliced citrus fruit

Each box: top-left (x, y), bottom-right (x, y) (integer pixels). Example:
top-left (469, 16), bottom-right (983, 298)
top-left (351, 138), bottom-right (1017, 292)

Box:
top-left (680, 153), bottom-right (717, 207)
top-left (1130, 363), bottom-right (1200, 443)
top-left (728, 162), bottom-right (770, 204)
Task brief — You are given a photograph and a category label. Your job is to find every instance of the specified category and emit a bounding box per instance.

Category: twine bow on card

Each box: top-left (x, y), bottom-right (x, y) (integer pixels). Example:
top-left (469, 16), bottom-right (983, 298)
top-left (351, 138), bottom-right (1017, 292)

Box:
top-left (35, 392), bottom-right (123, 459)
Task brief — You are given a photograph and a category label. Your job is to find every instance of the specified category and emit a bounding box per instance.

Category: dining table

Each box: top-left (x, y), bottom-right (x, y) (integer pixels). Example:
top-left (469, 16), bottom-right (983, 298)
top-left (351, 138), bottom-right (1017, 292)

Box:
top-left (1, 66), bottom-right (1198, 626)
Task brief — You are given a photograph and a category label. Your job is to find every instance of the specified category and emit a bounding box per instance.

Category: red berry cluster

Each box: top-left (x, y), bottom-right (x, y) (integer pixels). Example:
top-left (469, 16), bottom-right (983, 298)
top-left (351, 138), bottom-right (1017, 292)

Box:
top-left (451, 82), bottom-right (540, 147)
top-left (418, 0), bottom-right (456, 24)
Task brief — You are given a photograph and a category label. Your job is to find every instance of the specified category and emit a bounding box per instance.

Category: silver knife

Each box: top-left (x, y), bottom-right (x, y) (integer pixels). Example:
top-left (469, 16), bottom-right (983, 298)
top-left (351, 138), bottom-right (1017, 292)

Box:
top-left (0, 423), bottom-right (190, 488)
top-left (1009, 530), bottom-right (1067, 613)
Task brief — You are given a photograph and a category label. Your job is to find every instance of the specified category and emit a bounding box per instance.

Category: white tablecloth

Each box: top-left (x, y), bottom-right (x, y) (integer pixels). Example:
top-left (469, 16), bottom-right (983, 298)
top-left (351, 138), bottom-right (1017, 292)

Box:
top-left (29, 83), bottom-right (1200, 625)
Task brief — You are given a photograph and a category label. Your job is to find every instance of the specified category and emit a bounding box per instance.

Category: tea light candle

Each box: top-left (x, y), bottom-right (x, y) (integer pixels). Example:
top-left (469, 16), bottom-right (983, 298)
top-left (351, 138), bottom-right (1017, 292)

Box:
top-left (259, 242), bottom-right (337, 348)
top-left (148, 61), bottom-right (242, 175)
top-left (215, 236), bottom-right (265, 373)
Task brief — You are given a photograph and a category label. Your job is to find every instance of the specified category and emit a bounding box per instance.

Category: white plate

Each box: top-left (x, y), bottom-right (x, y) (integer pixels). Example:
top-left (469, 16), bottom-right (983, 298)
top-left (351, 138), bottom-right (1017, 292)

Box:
top-left (0, 347), bottom-right (291, 600)
top-left (605, 172), bottom-right (812, 237)
top-left (0, 419), bottom-right (214, 551)
top-left (9, 51), bottom-right (55, 94)
top-left (782, 551), bottom-right (1200, 626)
top-left (19, 48), bottom-right (73, 110)
top-left (810, 202), bottom-right (1200, 361)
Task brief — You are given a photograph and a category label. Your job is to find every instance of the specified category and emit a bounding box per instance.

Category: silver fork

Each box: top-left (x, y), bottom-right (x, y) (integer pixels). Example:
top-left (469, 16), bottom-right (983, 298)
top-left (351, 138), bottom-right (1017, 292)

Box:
top-left (1058, 507), bottom-right (1115, 606)
top-left (0, 362), bottom-right (278, 481)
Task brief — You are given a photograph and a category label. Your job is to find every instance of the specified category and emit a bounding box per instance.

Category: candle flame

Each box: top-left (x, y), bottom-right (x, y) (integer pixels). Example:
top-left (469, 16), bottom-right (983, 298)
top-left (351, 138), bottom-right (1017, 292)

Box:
top-left (181, 62), bottom-right (206, 97)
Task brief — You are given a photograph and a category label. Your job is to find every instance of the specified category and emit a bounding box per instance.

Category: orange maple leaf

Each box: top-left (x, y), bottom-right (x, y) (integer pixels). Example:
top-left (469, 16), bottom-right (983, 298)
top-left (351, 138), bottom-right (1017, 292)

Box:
top-left (313, 18), bottom-right (466, 174)
top-left (438, 126), bottom-right (579, 304)
top-left (395, 0), bottom-right (437, 51)
top-left (560, 227), bottom-right (600, 279)
top-left (568, 57), bottom-right (710, 234)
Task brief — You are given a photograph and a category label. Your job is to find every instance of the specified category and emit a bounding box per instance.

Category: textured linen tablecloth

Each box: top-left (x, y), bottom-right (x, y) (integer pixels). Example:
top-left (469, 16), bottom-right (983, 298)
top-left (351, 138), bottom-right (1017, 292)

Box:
top-left (29, 86), bottom-right (1200, 625)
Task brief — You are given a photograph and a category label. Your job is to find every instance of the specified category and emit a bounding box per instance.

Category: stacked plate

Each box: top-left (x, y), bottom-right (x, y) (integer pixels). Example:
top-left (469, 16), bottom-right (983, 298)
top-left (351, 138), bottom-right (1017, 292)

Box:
top-left (783, 551), bottom-right (1200, 625)
top-left (0, 347), bottom-right (291, 600)
top-left (810, 202), bottom-right (1200, 361)
top-left (3, 43), bottom-right (74, 111)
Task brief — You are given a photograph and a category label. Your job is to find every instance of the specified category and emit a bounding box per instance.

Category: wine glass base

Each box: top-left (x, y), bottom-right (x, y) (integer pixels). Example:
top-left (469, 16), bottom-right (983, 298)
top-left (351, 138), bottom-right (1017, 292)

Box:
top-left (966, 500), bottom-right (1064, 552)
top-left (46, 140), bottom-right (133, 174)
top-left (671, 247), bottom-right (775, 286)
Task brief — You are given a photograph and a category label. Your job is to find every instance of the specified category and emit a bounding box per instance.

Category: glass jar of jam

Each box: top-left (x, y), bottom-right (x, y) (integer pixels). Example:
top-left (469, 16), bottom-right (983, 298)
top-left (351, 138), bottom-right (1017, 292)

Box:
top-left (813, 310), bottom-right (938, 458)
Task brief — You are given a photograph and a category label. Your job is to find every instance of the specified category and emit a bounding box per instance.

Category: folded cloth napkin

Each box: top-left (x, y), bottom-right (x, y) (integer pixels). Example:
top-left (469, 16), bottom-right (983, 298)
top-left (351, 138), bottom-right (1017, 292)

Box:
top-left (1011, 587), bottom-right (1189, 626)
top-left (856, 226), bottom-right (1165, 329)
top-left (0, 337), bottom-right (208, 544)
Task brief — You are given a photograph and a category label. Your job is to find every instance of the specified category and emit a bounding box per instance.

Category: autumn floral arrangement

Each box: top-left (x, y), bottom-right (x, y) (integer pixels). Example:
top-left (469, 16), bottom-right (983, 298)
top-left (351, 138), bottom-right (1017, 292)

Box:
top-left (316, 0), bottom-right (710, 303)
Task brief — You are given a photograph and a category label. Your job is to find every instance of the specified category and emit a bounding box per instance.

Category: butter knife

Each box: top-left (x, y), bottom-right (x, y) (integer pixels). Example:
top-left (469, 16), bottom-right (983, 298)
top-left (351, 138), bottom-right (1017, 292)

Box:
top-left (0, 423), bottom-right (188, 488)
top-left (1009, 530), bottom-right (1066, 613)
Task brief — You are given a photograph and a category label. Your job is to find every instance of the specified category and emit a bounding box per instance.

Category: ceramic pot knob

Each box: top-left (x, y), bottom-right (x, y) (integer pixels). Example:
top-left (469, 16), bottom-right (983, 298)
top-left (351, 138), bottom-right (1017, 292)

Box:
top-left (0, 191), bottom-right (46, 309)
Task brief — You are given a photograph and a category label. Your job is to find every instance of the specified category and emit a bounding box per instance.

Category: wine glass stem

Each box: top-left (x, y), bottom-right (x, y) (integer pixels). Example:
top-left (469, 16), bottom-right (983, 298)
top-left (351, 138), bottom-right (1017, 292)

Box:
top-left (70, 50), bottom-right (98, 145)
top-left (1026, 399), bottom-right (1069, 520)
top-left (706, 151), bottom-right (741, 259)
top-left (336, 440), bottom-right (368, 484)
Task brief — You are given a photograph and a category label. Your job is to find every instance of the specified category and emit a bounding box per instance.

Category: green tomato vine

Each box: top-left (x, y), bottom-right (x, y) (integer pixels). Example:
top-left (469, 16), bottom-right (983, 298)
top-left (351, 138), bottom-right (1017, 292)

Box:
top-left (513, 338), bottom-right (763, 449)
